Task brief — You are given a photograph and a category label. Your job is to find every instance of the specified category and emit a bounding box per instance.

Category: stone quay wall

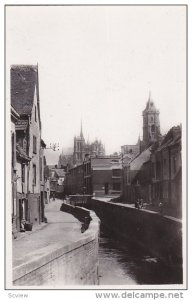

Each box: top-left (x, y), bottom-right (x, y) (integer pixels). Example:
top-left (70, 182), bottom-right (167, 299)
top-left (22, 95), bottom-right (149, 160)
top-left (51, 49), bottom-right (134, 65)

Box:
top-left (89, 199), bottom-right (182, 264)
top-left (13, 210), bottom-right (100, 287)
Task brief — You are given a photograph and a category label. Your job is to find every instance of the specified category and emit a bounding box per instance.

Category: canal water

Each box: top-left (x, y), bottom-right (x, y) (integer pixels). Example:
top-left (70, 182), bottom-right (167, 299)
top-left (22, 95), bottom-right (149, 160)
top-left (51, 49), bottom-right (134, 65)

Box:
top-left (98, 225), bottom-right (183, 285)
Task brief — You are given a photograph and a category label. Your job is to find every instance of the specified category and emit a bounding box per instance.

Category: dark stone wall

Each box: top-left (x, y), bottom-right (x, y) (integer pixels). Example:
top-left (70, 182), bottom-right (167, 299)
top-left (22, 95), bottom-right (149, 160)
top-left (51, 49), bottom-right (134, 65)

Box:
top-left (88, 199), bottom-right (182, 265)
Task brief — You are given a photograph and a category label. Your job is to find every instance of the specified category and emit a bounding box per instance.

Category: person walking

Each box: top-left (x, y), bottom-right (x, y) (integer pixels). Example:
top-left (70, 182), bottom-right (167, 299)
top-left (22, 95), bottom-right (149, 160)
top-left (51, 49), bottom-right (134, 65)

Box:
top-left (159, 201), bottom-right (163, 214)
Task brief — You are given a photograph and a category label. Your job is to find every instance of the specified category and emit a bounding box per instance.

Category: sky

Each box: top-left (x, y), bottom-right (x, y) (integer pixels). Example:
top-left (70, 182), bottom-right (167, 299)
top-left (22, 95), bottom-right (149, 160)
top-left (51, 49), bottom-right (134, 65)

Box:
top-left (6, 5), bottom-right (186, 164)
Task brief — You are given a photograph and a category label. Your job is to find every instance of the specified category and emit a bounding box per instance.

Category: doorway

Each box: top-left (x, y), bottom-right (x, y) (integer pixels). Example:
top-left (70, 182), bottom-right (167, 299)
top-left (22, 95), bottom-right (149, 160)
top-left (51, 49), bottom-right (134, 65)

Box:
top-left (40, 191), bottom-right (44, 222)
top-left (104, 183), bottom-right (109, 195)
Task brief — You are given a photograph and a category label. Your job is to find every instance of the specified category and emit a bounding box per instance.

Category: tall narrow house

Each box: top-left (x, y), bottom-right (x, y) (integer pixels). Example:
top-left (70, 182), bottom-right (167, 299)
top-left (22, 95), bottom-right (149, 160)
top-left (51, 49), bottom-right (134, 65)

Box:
top-left (11, 65), bottom-right (43, 231)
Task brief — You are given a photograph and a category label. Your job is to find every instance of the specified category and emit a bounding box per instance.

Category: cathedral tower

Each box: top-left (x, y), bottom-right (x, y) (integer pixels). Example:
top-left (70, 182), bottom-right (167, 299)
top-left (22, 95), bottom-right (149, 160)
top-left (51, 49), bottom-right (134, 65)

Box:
top-left (142, 93), bottom-right (160, 147)
top-left (73, 121), bottom-right (85, 165)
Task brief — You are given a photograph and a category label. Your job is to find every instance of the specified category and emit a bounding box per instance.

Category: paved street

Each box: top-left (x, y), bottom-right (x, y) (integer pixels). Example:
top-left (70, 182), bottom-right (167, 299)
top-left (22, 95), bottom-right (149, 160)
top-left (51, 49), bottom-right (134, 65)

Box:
top-left (13, 199), bottom-right (82, 268)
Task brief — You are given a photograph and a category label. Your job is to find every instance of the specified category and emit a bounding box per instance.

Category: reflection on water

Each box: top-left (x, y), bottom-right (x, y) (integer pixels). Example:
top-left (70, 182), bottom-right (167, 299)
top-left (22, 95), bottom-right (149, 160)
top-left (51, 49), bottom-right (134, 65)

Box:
top-left (98, 226), bottom-right (183, 285)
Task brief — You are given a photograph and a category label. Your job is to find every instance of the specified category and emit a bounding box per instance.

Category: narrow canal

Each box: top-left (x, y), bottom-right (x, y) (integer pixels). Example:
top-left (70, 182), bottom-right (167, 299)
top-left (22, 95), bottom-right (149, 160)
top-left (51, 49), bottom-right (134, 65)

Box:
top-left (98, 224), bottom-right (183, 285)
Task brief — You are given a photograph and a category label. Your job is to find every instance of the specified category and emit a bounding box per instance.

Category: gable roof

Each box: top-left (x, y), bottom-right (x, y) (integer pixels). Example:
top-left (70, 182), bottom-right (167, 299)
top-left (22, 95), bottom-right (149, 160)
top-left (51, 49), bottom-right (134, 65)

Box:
top-left (156, 126), bottom-right (181, 152)
top-left (130, 146), bottom-right (152, 171)
top-left (11, 65), bottom-right (39, 116)
top-left (54, 169), bottom-right (65, 177)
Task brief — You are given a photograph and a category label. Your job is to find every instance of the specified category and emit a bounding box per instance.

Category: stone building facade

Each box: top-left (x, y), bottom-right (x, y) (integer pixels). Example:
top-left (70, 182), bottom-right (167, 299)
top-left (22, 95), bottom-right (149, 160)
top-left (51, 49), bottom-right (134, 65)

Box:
top-left (11, 106), bottom-right (21, 236)
top-left (11, 64), bottom-right (45, 232)
top-left (65, 155), bottom-right (122, 197)
top-left (151, 126), bottom-right (182, 211)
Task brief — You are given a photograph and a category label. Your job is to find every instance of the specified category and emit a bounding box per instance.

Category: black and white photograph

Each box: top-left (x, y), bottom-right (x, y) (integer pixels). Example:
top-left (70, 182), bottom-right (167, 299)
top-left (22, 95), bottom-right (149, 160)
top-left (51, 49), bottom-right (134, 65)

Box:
top-left (5, 3), bottom-right (187, 292)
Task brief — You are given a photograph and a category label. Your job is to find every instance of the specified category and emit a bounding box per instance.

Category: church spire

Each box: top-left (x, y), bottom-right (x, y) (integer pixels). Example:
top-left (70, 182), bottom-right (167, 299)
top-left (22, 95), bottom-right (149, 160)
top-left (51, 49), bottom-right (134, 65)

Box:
top-left (80, 119), bottom-right (83, 138)
top-left (148, 90), bottom-right (151, 101)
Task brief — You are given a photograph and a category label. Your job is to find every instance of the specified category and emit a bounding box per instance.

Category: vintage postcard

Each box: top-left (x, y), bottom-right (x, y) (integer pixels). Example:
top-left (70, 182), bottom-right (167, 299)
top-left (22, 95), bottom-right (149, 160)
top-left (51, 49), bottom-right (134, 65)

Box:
top-left (5, 3), bottom-right (187, 294)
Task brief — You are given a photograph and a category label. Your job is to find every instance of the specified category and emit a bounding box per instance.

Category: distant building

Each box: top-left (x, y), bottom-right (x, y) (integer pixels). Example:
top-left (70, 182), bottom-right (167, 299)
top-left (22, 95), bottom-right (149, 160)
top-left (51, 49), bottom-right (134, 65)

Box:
top-left (73, 122), bottom-right (105, 166)
top-left (73, 121), bottom-right (85, 166)
top-left (122, 94), bottom-right (163, 203)
top-left (55, 168), bottom-right (65, 195)
top-left (122, 146), bottom-right (152, 204)
top-left (65, 164), bottom-right (84, 195)
top-left (121, 93), bottom-right (161, 164)
top-left (121, 142), bottom-right (140, 166)
top-left (45, 166), bottom-right (66, 198)
top-left (84, 156), bottom-right (122, 197)
top-left (141, 92), bottom-right (161, 150)
top-left (65, 155), bottom-right (122, 197)
top-left (58, 148), bottom-right (73, 170)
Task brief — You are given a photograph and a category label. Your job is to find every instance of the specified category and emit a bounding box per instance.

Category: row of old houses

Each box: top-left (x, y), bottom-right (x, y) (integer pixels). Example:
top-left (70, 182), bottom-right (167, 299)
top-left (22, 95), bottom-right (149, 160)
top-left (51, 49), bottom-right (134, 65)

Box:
top-left (11, 65), bottom-right (49, 237)
top-left (121, 96), bottom-right (182, 216)
top-left (122, 126), bottom-right (182, 209)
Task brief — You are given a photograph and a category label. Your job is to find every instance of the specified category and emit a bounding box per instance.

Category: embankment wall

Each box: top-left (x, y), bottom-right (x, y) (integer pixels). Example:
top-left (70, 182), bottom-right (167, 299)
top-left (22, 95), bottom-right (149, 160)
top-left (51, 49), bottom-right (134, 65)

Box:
top-left (13, 209), bottom-right (100, 287)
top-left (88, 199), bottom-right (182, 264)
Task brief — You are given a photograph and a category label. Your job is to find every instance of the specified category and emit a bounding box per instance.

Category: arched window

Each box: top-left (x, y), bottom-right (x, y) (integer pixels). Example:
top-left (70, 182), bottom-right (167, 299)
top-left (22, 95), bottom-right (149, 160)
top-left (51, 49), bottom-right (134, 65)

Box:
top-left (151, 124), bottom-right (155, 132)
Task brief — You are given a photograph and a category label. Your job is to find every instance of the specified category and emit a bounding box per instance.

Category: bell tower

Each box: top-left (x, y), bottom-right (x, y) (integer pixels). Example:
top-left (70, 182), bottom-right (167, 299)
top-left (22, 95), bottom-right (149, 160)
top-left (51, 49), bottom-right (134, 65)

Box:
top-left (142, 92), bottom-right (160, 147)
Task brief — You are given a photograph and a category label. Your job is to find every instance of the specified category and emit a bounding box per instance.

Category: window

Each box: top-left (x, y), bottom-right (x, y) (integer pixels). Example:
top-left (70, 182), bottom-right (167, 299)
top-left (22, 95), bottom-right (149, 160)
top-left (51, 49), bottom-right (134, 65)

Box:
top-left (112, 169), bottom-right (121, 177)
top-left (35, 106), bottom-right (37, 122)
top-left (111, 159), bottom-right (119, 163)
top-left (40, 157), bottom-right (42, 181)
top-left (173, 156), bottom-right (177, 173)
top-left (113, 182), bottom-right (121, 191)
top-left (151, 124), bottom-right (155, 133)
top-left (152, 162), bottom-right (155, 178)
top-left (23, 138), bottom-right (27, 152)
top-left (33, 164), bottom-right (36, 186)
top-left (21, 164), bottom-right (25, 183)
top-left (11, 133), bottom-right (15, 169)
top-left (33, 135), bottom-right (37, 154)
top-left (156, 161), bottom-right (161, 179)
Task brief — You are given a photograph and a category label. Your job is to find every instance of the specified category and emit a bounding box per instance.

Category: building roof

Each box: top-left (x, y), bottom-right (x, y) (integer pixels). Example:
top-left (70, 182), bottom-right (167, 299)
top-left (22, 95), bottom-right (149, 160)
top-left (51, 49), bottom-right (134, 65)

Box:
top-left (91, 156), bottom-right (122, 170)
top-left (130, 146), bottom-right (152, 171)
top-left (41, 139), bottom-right (46, 148)
top-left (47, 165), bottom-right (57, 170)
top-left (11, 105), bottom-right (20, 121)
top-left (156, 126), bottom-right (181, 152)
top-left (11, 65), bottom-right (38, 116)
top-left (54, 169), bottom-right (65, 177)
top-left (142, 93), bottom-right (159, 114)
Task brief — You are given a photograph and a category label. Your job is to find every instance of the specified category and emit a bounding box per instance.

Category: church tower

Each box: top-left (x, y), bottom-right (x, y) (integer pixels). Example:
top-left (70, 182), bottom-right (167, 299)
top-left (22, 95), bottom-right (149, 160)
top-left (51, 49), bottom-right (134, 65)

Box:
top-left (73, 121), bottom-right (85, 165)
top-left (142, 93), bottom-right (160, 147)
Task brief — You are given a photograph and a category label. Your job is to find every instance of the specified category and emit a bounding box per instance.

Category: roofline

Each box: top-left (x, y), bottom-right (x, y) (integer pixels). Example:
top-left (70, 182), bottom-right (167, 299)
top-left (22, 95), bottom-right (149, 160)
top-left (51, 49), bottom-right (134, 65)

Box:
top-left (11, 64), bottom-right (38, 70)
top-left (11, 105), bottom-right (20, 121)
top-left (41, 139), bottom-right (46, 148)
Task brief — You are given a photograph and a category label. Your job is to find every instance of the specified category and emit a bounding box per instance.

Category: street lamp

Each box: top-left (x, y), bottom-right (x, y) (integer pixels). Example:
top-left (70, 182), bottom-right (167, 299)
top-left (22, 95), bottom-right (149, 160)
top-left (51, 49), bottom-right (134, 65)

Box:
top-left (46, 143), bottom-right (60, 151)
